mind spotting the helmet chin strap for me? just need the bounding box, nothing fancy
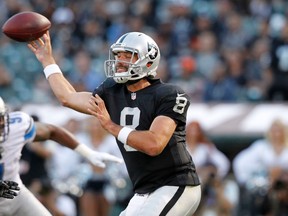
[126,76,153,86]
[126,78,143,85]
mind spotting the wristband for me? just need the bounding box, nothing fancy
[118,127,134,145]
[74,144,92,159]
[43,64,62,79]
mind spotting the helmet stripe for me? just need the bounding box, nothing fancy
[118,33,128,43]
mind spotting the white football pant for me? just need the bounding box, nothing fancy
[0,184,52,216]
[120,185,201,216]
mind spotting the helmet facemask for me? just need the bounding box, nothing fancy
[104,47,144,83]
[0,98,9,143]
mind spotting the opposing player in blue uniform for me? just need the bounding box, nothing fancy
[0,97,122,215]
[29,31,201,216]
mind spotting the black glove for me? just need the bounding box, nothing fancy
[0,180,20,199]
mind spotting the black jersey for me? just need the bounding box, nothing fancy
[93,78,200,193]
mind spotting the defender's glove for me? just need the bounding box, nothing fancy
[0,180,20,199]
[75,144,123,168]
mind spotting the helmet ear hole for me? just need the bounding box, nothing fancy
[147,62,153,68]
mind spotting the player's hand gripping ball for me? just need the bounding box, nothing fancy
[2,11,51,42]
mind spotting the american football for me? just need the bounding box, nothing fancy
[2,11,51,42]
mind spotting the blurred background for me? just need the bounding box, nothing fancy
[1,0,288,215]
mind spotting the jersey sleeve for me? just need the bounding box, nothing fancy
[155,84,190,126]
[24,116,36,143]
[15,111,36,143]
[92,83,104,97]
[92,78,115,98]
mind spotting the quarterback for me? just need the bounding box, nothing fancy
[29,31,201,216]
[0,97,122,216]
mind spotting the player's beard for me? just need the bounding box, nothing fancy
[126,76,149,86]
[126,78,142,85]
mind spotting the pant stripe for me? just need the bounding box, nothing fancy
[159,186,185,216]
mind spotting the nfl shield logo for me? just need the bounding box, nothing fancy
[131,93,136,100]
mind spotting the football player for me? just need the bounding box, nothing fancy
[0,97,122,216]
[28,31,201,216]
[0,180,19,199]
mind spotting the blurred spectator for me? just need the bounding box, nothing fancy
[31,76,57,104]
[50,5,77,56]
[268,170,288,215]
[68,50,105,92]
[79,117,112,216]
[79,117,130,216]
[52,7,74,26]
[213,0,235,37]
[243,17,273,101]
[220,11,252,50]
[233,118,288,216]
[202,60,241,102]
[37,178,77,216]
[220,47,250,100]
[46,118,83,184]
[223,48,247,88]
[155,57,170,82]
[194,31,222,80]
[193,12,216,36]
[245,37,272,101]
[246,18,272,47]
[167,0,194,55]
[0,63,12,87]
[79,17,107,57]
[249,0,272,20]
[185,121,238,216]
[45,117,85,216]
[267,21,288,101]
[169,55,205,102]
[0,62,13,102]
[186,121,230,179]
